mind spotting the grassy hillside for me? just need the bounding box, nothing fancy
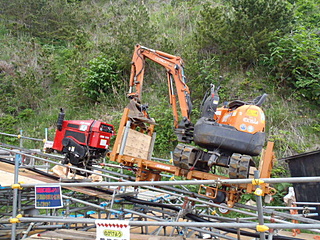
[0,0,319,167]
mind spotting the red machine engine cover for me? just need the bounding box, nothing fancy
[52,120,114,152]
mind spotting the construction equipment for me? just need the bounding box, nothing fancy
[175,82,268,179]
[109,44,274,207]
[50,108,115,174]
[124,44,267,178]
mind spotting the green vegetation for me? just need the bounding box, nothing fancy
[81,55,123,102]
[196,0,294,67]
[0,0,319,167]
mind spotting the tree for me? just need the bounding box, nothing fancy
[196,0,294,67]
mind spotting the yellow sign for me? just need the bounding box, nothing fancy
[104,230,123,238]
[246,109,258,117]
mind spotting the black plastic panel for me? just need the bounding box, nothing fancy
[283,150,320,220]
[193,117,265,156]
[65,130,86,144]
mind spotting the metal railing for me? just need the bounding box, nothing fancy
[1,142,320,239]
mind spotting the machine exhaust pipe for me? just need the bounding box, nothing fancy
[57,108,65,131]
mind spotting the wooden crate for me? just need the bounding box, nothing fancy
[122,129,152,159]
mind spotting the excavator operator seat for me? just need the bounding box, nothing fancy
[227,100,246,110]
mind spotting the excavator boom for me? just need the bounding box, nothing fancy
[128,44,192,128]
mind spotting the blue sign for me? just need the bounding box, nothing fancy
[35,185,63,209]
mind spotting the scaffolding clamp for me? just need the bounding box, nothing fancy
[256,224,269,232]
[252,179,264,185]
[254,188,264,196]
[10,214,22,224]
[11,184,23,190]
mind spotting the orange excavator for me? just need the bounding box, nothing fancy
[109,44,274,207]
[123,44,267,179]
[176,82,268,179]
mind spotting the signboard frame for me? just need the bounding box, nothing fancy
[95,219,130,240]
[35,185,63,209]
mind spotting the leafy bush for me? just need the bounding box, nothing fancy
[195,0,294,67]
[12,69,44,110]
[17,109,35,120]
[81,56,122,102]
[0,114,17,134]
[0,114,19,144]
[292,0,320,28]
[264,28,320,104]
[150,99,177,157]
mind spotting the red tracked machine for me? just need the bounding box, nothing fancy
[51,109,115,174]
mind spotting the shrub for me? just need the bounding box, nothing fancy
[264,28,320,104]
[0,114,17,134]
[81,56,122,102]
[195,0,294,68]
[150,99,177,157]
[0,114,18,144]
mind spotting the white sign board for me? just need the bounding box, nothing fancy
[96,220,130,240]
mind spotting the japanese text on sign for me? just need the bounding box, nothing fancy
[35,185,63,209]
[96,220,130,240]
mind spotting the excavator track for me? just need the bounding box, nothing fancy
[174,144,252,178]
[173,143,193,170]
[228,153,251,179]
[173,143,210,172]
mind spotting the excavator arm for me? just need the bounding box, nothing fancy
[128,44,193,131]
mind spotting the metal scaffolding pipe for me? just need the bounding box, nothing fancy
[62,195,106,211]
[2,150,319,230]
[254,171,266,240]
[145,184,320,234]
[124,208,169,222]
[0,147,119,181]
[2,143,320,236]
[0,132,44,142]
[0,144,64,160]
[1,145,320,188]
[123,209,237,240]
[294,202,320,206]
[121,182,320,228]
[235,202,320,225]
[16,217,320,229]
[264,206,316,210]
[11,154,20,240]
[19,176,320,188]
